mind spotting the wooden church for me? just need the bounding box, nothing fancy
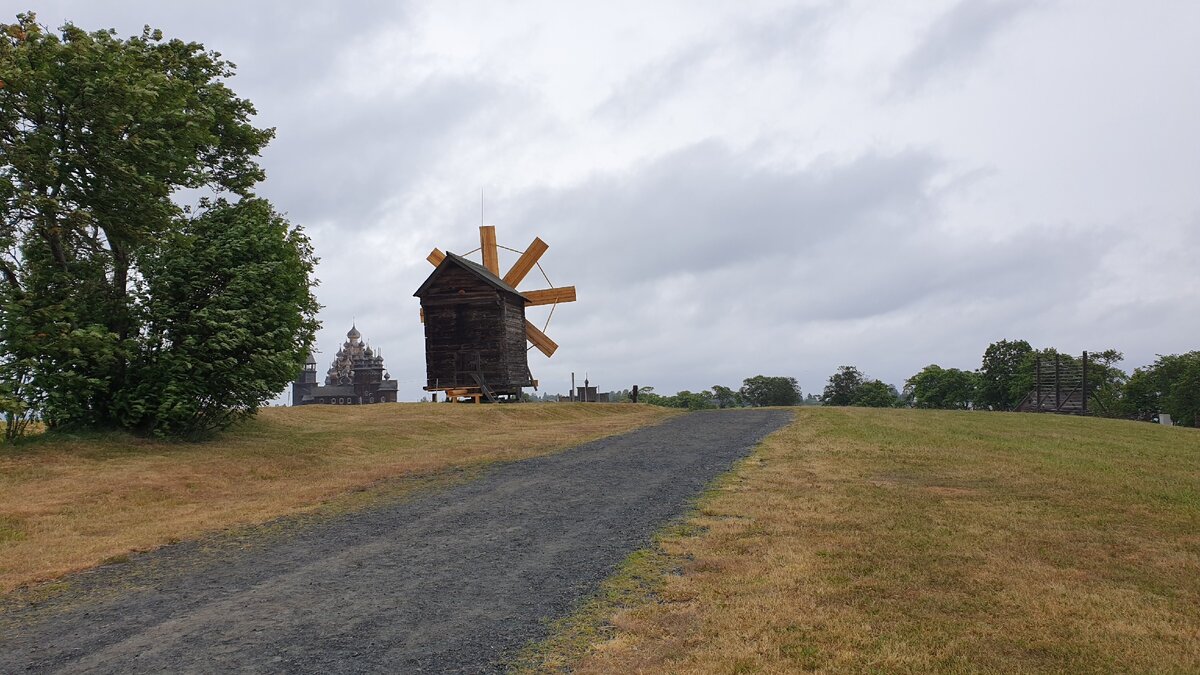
[414,252,536,400]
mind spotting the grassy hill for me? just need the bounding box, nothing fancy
[528,408,1200,673]
[0,403,677,595]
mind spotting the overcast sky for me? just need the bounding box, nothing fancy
[30,1,1200,400]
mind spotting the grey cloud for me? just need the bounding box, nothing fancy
[733,3,836,62]
[29,2,503,233]
[491,140,1116,396]
[594,4,833,122]
[29,1,408,92]
[258,74,502,227]
[505,140,945,294]
[594,42,716,120]
[891,0,1042,96]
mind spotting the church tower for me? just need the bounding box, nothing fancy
[292,353,318,405]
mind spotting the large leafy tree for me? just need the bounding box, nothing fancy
[904,364,978,409]
[0,14,317,437]
[1121,352,1200,427]
[124,199,319,438]
[710,384,742,409]
[851,379,897,408]
[740,375,802,407]
[821,366,865,406]
[977,339,1032,410]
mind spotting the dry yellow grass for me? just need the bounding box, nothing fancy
[0,402,676,595]
[537,408,1200,673]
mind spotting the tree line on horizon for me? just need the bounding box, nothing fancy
[824,339,1199,427]
[637,340,1199,428]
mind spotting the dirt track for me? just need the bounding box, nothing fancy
[0,409,791,673]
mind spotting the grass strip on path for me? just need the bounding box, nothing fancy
[0,403,677,595]
[525,407,1200,673]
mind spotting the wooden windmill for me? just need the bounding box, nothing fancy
[414,225,576,401]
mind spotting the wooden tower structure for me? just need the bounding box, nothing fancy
[415,225,576,402]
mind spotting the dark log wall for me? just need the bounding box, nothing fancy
[420,265,533,392]
[502,294,532,386]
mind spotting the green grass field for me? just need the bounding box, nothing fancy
[525,408,1200,673]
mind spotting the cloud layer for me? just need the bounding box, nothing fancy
[27,1,1200,399]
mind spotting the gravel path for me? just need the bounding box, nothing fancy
[0,409,791,673]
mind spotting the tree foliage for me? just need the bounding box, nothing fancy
[821,366,865,406]
[641,388,716,411]
[851,379,897,408]
[740,375,801,407]
[0,14,317,439]
[904,364,978,410]
[977,339,1032,410]
[1120,352,1200,427]
[711,384,742,409]
[124,199,319,437]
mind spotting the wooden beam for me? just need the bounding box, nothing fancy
[525,320,558,357]
[419,307,424,323]
[479,225,499,275]
[427,248,445,266]
[523,286,576,306]
[502,237,548,287]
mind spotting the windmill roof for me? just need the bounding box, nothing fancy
[413,251,529,300]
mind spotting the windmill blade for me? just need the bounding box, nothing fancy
[427,248,446,266]
[523,286,577,306]
[502,237,549,287]
[479,225,499,275]
[525,320,558,357]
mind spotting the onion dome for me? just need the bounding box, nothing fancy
[347,325,361,341]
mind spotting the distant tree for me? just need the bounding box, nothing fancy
[1084,349,1128,416]
[676,390,717,410]
[821,366,865,406]
[851,379,897,408]
[1121,352,1200,426]
[740,375,802,407]
[711,384,742,409]
[640,388,716,411]
[905,365,978,409]
[978,339,1033,410]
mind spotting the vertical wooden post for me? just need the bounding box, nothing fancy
[1081,351,1089,415]
[1035,356,1041,412]
[1055,353,1061,412]
[571,372,576,402]
[479,225,499,275]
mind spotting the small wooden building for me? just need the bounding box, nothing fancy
[414,252,535,400]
